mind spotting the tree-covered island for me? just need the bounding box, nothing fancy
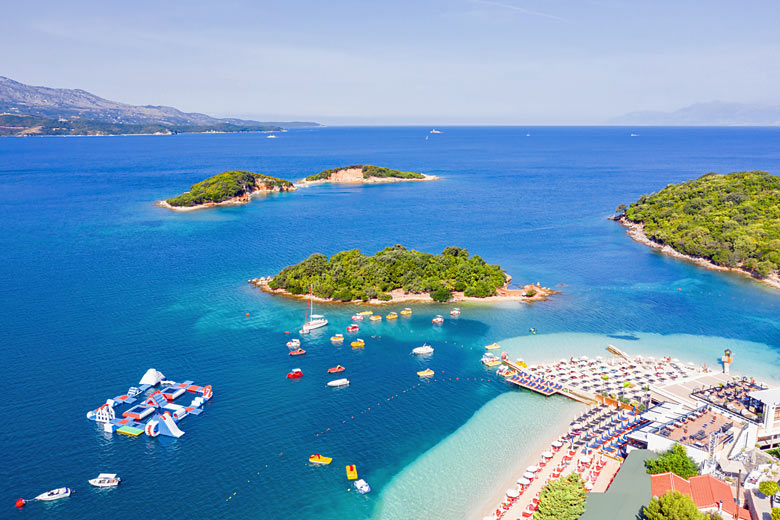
[160,170,296,210]
[301,164,438,183]
[615,170,780,288]
[252,244,556,303]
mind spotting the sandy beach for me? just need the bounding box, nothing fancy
[251,280,558,304]
[616,216,780,291]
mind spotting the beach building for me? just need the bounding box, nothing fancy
[649,472,751,520]
[747,387,780,448]
[579,449,652,520]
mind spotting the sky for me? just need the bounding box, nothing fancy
[2,0,780,125]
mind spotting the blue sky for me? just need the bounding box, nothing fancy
[2,1,780,124]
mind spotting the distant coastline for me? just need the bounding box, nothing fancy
[614,215,780,290]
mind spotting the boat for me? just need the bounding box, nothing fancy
[355,479,371,494]
[289,348,306,356]
[496,366,516,377]
[35,488,72,501]
[286,339,301,348]
[328,365,345,373]
[485,342,501,350]
[266,134,278,138]
[346,324,359,332]
[417,368,435,377]
[309,454,332,465]
[412,344,434,355]
[351,314,364,321]
[351,339,365,348]
[358,311,373,316]
[432,315,444,325]
[630,133,639,137]
[330,334,344,343]
[400,308,412,316]
[430,129,442,134]
[449,308,461,316]
[346,464,358,480]
[88,473,120,488]
[386,312,398,320]
[369,315,382,322]
[299,285,328,334]
[481,353,501,367]
[287,368,303,379]
[328,378,350,387]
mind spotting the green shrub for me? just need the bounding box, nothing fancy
[166,170,293,206]
[759,480,780,497]
[646,444,699,479]
[643,491,705,520]
[534,473,586,520]
[770,508,780,520]
[431,287,453,302]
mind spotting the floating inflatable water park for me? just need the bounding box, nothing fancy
[86,368,212,438]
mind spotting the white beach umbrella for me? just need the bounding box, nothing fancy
[506,488,520,498]
[526,465,539,473]
[523,471,536,479]
[551,440,563,448]
[582,355,589,359]
[541,451,554,459]
[517,477,531,486]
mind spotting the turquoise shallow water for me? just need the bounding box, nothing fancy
[2,127,780,519]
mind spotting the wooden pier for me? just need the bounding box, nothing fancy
[502,360,596,404]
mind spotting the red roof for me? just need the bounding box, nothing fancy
[650,473,750,520]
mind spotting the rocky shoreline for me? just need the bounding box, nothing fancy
[614,215,780,290]
[248,278,558,305]
[157,184,296,211]
[296,167,439,186]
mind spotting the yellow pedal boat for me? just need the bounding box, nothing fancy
[358,310,373,316]
[330,334,344,343]
[485,342,501,350]
[417,368,435,377]
[346,464,358,480]
[351,339,365,348]
[386,312,398,320]
[400,308,412,316]
[369,315,382,322]
[309,454,332,465]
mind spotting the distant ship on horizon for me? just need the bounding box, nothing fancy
[429,129,442,134]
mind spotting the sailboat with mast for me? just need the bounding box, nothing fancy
[299,285,328,334]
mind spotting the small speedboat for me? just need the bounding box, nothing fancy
[449,308,461,316]
[328,365,346,373]
[432,315,444,325]
[351,314,364,321]
[289,348,306,356]
[355,478,371,494]
[35,488,72,501]
[309,454,332,465]
[286,339,301,348]
[287,368,303,379]
[400,308,412,316]
[369,315,382,322]
[328,378,350,387]
[412,344,434,355]
[351,339,365,348]
[88,473,120,488]
[346,324,359,333]
[346,464,358,480]
[386,312,398,320]
[330,334,344,343]
[417,369,435,377]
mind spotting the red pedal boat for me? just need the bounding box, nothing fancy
[289,348,306,356]
[327,365,345,373]
[287,368,303,379]
[346,325,359,332]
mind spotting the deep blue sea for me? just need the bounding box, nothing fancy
[2,127,780,519]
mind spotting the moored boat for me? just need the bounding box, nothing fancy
[346,324,359,332]
[432,315,444,325]
[400,308,412,316]
[351,314,364,321]
[346,464,358,480]
[35,488,72,501]
[309,453,332,465]
[355,478,371,494]
[289,348,306,356]
[328,365,345,373]
[351,339,365,348]
[287,368,303,379]
[358,310,373,316]
[417,368,435,377]
[88,474,120,488]
[286,338,301,348]
[330,333,344,343]
[412,344,434,355]
[449,308,461,316]
[485,342,500,350]
[481,353,501,366]
[386,312,398,320]
[327,378,350,387]
[369,315,382,322]
[300,285,328,334]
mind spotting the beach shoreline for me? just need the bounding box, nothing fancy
[250,279,558,305]
[296,167,439,186]
[615,216,780,291]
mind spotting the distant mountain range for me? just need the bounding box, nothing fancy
[0,76,319,136]
[608,101,780,126]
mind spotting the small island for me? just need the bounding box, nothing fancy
[614,170,780,289]
[251,244,557,304]
[299,164,439,184]
[159,170,296,210]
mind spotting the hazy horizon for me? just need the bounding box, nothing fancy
[3,1,780,125]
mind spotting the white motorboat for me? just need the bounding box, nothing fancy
[351,314,364,321]
[430,129,442,134]
[35,487,72,501]
[412,344,434,355]
[327,378,350,387]
[432,315,444,325]
[88,473,120,488]
[355,478,371,494]
[449,308,461,316]
[286,339,301,348]
[267,134,278,139]
[300,285,328,334]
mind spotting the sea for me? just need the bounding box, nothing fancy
[2,126,780,519]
